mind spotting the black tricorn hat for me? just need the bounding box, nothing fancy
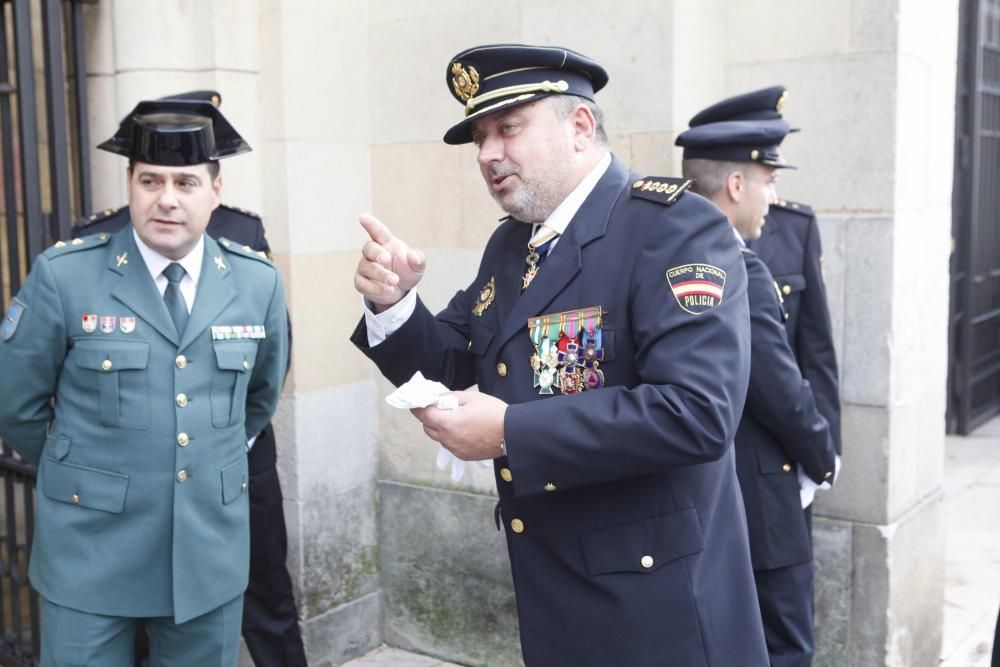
[97,99,249,166]
[443,43,609,145]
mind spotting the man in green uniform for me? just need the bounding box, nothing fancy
[0,98,288,666]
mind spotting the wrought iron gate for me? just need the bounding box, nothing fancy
[1,0,93,663]
[949,0,1000,434]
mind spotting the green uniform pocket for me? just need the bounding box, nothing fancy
[72,339,150,430]
[210,342,258,427]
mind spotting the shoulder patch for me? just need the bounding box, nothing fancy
[43,232,112,258]
[219,203,262,220]
[665,263,726,315]
[630,177,692,206]
[217,237,273,264]
[73,205,127,229]
[771,199,814,216]
[1,297,26,342]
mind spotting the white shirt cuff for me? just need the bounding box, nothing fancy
[247,435,257,451]
[363,290,417,347]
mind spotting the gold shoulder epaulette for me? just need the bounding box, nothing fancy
[630,177,692,206]
[44,232,112,258]
[217,237,272,264]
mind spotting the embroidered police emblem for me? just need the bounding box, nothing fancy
[666,264,726,315]
[472,276,496,316]
[1,298,26,342]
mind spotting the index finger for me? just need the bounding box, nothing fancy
[360,214,394,246]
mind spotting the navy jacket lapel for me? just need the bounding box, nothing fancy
[495,155,630,351]
[179,236,236,352]
[109,230,179,345]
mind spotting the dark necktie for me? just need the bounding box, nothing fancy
[162,262,189,335]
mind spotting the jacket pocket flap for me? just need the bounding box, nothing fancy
[221,458,248,505]
[42,459,129,514]
[582,507,704,575]
[74,340,149,371]
[773,273,807,295]
[213,343,256,372]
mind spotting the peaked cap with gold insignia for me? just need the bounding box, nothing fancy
[443,43,609,145]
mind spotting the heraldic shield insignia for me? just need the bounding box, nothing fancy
[666,263,726,315]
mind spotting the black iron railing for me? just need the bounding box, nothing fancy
[1,1,94,663]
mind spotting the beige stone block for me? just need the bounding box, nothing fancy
[84,2,115,76]
[371,141,502,253]
[368,6,520,145]
[726,55,897,212]
[111,1,214,71]
[724,0,854,63]
[814,403,889,525]
[670,0,726,134]
[259,140,290,255]
[86,75,127,211]
[113,71,218,117]
[295,383,377,497]
[521,2,674,134]
[887,395,946,521]
[210,0,260,71]
[849,0,900,52]
[628,132,681,177]
[285,250,375,393]
[277,7,369,144]
[211,71,264,213]
[282,140,372,255]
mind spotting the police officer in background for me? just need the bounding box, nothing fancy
[0,99,288,664]
[677,106,837,666]
[352,43,768,666]
[73,91,308,667]
[688,87,842,512]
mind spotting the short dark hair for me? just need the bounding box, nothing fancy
[127,158,220,180]
[547,94,609,146]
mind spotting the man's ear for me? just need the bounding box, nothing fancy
[570,103,597,150]
[725,170,744,204]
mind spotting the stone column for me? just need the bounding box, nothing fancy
[721,1,956,664]
[257,0,381,663]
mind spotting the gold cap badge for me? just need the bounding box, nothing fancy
[775,90,788,112]
[451,62,480,102]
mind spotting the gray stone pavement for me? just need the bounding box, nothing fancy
[336,420,1000,667]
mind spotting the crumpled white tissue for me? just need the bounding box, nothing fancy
[385,372,492,481]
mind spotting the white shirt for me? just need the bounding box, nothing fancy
[132,229,204,314]
[363,152,613,346]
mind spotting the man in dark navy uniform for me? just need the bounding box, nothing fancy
[689,87,841,483]
[74,91,307,667]
[351,44,768,666]
[677,105,836,666]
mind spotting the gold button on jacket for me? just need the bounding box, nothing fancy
[640,555,654,569]
[782,284,792,295]
[177,433,189,447]
[782,463,792,472]
[101,359,113,371]
[544,483,556,492]
[176,470,188,483]
[175,355,187,369]
[497,361,508,377]
[510,518,525,533]
[176,393,188,407]
[500,467,513,482]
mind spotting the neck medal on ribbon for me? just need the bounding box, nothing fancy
[527,306,605,395]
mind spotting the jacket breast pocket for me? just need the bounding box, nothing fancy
[211,342,258,427]
[41,457,129,514]
[221,457,249,505]
[581,507,704,576]
[73,339,150,430]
